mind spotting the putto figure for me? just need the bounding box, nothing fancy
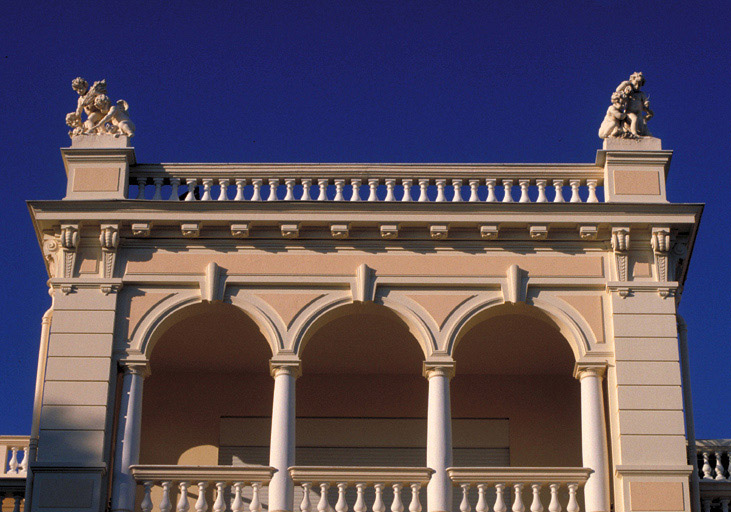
[66,77,135,137]
[598,72,654,139]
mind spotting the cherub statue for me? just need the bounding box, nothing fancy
[91,95,136,137]
[71,77,107,133]
[598,92,629,139]
[65,112,84,136]
[614,72,653,137]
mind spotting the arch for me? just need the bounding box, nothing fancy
[445,295,594,361]
[290,294,436,359]
[131,292,282,360]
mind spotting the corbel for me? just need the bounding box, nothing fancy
[430,224,449,240]
[480,224,499,240]
[529,225,548,240]
[42,233,61,278]
[181,222,201,238]
[281,223,300,238]
[611,227,630,282]
[651,227,672,283]
[131,222,152,237]
[99,223,120,279]
[380,224,399,239]
[231,223,250,238]
[331,223,350,239]
[579,225,598,240]
[60,223,80,279]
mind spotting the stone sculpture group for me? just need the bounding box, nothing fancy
[66,78,135,138]
[598,72,654,139]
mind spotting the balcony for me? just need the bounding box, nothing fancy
[0,436,29,512]
[696,440,731,511]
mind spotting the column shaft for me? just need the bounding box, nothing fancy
[579,369,610,512]
[426,366,453,512]
[268,366,297,512]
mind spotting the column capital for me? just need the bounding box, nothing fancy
[119,359,151,378]
[573,361,607,380]
[423,360,456,380]
[270,355,302,379]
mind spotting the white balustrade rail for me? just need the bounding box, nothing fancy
[0,436,29,478]
[447,467,592,512]
[130,465,275,512]
[128,164,604,203]
[698,440,731,481]
[289,466,433,512]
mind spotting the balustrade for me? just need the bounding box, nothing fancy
[0,436,29,478]
[130,465,275,512]
[697,441,731,481]
[128,166,604,203]
[447,467,591,512]
[289,466,432,512]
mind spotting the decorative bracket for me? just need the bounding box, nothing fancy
[99,224,120,279]
[430,225,449,240]
[480,225,499,240]
[579,225,598,240]
[503,264,527,303]
[611,227,630,282]
[131,222,152,237]
[181,223,201,238]
[331,223,350,239]
[529,225,548,240]
[201,262,224,302]
[231,223,250,238]
[380,224,399,239]
[353,263,375,303]
[281,223,300,238]
[651,227,671,282]
[60,223,80,279]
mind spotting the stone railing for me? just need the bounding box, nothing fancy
[130,465,275,512]
[289,466,433,512]
[128,164,604,203]
[696,440,731,512]
[0,436,29,478]
[447,467,592,512]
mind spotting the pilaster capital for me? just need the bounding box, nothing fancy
[269,355,302,379]
[573,361,607,380]
[423,359,456,380]
[119,359,151,378]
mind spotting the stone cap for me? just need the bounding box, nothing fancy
[602,137,662,151]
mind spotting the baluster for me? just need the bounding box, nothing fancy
[493,484,507,512]
[136,177,147,199]
[354,483,367,512]
[169,178,181,201]
[408,483,421,512]
[435,179,446,202]
[530,484,543,512]
[12,495,21,512]
[301,179,313,201]
[234,179,246,201]
[268,178,280,201]
[212,482,226,512]
[547,484,561,512]
[391,483,404,512]
[402,179,413,202]
[350,178,361,201]
[231,483,244,512]
[519,179,531,203]
[368,179,379,201]
[460,484,472,512]
[418,180,429,202]
[153,177,164,200]
[716,450,726,480]
[251,179,263,201]
[318,483,331,512]
[185,179,198,201]
[195,482,208,512]
[335,483,348,512]
[452,179,463,202]
[285,179,297,201]
[468,180,480,202]
[703,451,714,479]
[300,483,312,512]
[160,482,173,512]
[512,484,525,512]
[318,179,329,201]
[201,179,213,201]
[552,179,565,203]
[502,179,514,203]
[485,179,497,202]
[373,483,386,512]
[250,482,262,512]
[720,498,730,512]
[178,482,191,512]
[702,499,711,512]
[20,447,28,473]
[384,179,396,202]
[334,179,345,201]
[586,179,598,203]
[475,484,487,512]
[566,484,579,512]
[218,179,229,201]
[141,482,154,512]
[569,179,581,203]
[8,448,18,473]
[536,179,548,203]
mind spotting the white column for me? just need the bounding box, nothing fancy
[425,363,454,512]
[268,359,300,512]
[575,363,610,512]
[111,361,150,512]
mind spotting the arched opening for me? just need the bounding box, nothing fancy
[451,303,582,468]
[139,302,273,466]
[297,302,428,466]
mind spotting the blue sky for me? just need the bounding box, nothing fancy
[1,1,729,438]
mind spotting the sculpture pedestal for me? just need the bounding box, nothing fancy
[602,136,662,151]
[70,134,132,149]
[62,136,136,200]
[597,137,671,203]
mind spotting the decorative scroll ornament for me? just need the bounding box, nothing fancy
[60,224,80,281]
[611,227,630,286]
[598,72,654,139]
[651,228,671,283]
[99,224,120,279]
[66,77,135,138]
